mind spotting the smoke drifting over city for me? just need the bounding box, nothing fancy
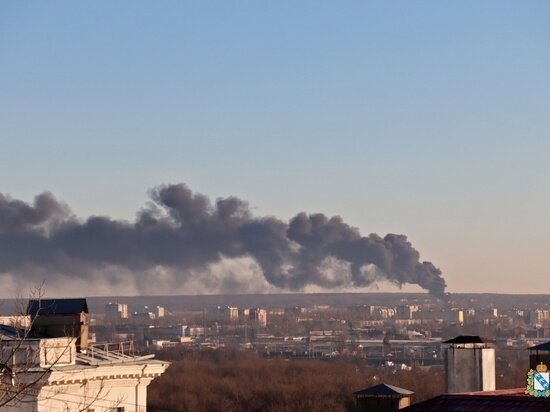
[0,184,446,297]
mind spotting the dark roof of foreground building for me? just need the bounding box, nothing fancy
[0,324,43,339]
[354,383,414,397]
[26,298,88,316]
[528,341,550,351]
[401,389,548,412]
[443,335,487,344]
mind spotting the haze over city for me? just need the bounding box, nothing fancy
[1,1,550,296]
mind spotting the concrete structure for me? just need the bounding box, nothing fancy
[133,307,156,320]
[249,308,267,328]
[105,302,129,320]
[187,326,210,337]
[227,306,239,322]
[1,326,76,369]
[156,305,165,318]
[465,308,476,318]
[239,308,250,319]
[444,335,495,393]
[396,305,418,320]
[533,309,550,327]
[354,383,413,411]
[370,306,396,320]
[211,306,239,323]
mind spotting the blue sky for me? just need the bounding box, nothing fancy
[1,1,550,293]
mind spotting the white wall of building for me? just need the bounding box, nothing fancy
[2,350,168,412]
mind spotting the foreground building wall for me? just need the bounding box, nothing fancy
[3,360,168,412]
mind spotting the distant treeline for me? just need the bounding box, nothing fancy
[147,349,445,412]
[81,292,550,314]
[2,292,544,315]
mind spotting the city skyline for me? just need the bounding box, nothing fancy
[1,2,550,295]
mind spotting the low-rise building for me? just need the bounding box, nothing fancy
[1,298,168,412]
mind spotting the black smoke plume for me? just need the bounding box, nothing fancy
[0,184,446,297]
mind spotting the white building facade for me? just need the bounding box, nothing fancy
[1,334,168,412]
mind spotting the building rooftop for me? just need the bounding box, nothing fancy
[401,389,549,412]
[0,324,42,339]
[77,342,156,366]
[443,335,487,344]
[27,298,88,316]
[355,383,414,397]
[528,341,550,351]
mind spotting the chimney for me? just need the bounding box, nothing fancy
[444,335,495,393]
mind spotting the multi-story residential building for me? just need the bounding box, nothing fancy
[249,308,267,328]
[210,306,239,323]
[533,309,550,327]
[105,302,129,320]
[396,305,419,320]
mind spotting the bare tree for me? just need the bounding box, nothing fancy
[0,286,121,411]
[0,286,59,407]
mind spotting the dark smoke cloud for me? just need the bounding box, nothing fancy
[0,184,446,297]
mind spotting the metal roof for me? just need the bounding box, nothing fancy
[0,324,43,339]
[528,341,550,351]
[26,298,88,316]
[443,335,486,344]
[76,347,156,366]
[401,393,549,412]
[354,383,414,397]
